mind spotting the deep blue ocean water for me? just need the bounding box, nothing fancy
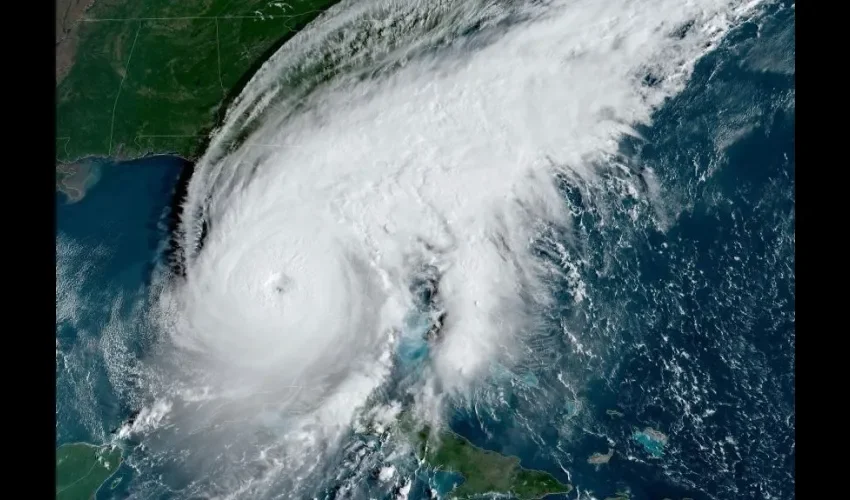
[56,155,187,446]
[55,3,793,499]
[443,4,793,500]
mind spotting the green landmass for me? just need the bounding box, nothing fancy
[56,442,123,500]
[412,424,571,500]
[56,0,341,163]
[606,409,624,418]
[603,490,630,500]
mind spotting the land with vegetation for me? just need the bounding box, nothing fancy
[56,443,123,500]
[56,0,341,163]
[413,424,572,500]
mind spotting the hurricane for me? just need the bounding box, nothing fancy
[85,0,782,497]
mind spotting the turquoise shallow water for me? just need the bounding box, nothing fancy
[55,2,794,498]
[632,430,667,458]
[434,5,794,499]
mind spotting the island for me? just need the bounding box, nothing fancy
[56,442,123,500]
[587,448,614,465]
[603,489,631,500]
[412,424,572,500]
[632,427,669,458]
[56,0,342,163]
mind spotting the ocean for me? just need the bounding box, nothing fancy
[55,1,794,498]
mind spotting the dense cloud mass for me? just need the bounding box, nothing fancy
[128,0,769,495]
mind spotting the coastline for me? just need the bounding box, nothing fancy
[55,0,342,169]
[56,442,124,500]
[421,426,573,500]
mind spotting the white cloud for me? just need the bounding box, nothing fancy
[144,0,766,494]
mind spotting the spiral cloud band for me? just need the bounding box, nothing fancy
[142,0,766,493]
